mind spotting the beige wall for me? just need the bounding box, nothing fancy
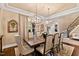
[3,10,19,35]
[0,9,3,35]
[1,9,29,46]
[2,10,19,45]
[51,12,79,32]
[0,9,1,35]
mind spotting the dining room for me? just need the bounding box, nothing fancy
[1,3,79,56]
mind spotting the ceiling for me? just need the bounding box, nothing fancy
[8,3,77,17]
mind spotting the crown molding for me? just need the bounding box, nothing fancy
[0,3,79,20]
[0,3,45,20]
[46,4,79,20]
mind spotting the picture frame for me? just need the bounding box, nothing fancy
[8,20,18,33]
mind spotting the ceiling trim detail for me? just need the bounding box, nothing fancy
[0,3,45,19]
[0,3,79,20]
[46,4,79,19]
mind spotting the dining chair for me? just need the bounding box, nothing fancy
[14,35,34,56]
[36,33,53,55]
[0,35,5,56]
[0,35,3,52]
[52,33,60,55]
[59,33,64,50]
[57,44,74,56]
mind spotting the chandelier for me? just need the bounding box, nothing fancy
[46,7,50,25]
[31,4,40,23]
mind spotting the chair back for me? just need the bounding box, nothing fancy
[53,33,60,46]
[0,35,5,56]
[59,33,63,43]
[46,35,53,51]
[15,35,21,45]
[14,35,23,54]
[42,33,53,55]
[0,35,3,53]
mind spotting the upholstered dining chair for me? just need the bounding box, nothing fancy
[59,33,64,50]
[52,33,60,55]
[36,33,53,56]
[0,35,3,52]
[0,35,4,56]
[14,35,34,56]
[57,44,74,56]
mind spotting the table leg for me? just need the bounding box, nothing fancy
[33,46,37,56]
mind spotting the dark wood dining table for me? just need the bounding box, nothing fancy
[25,36,45,55]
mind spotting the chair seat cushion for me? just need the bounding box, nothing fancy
[20,45,34,55]
[36,45,44,54]
[57,44,74,56]
[36,44,53,54]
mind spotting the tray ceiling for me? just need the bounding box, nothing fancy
[8,3,77,17]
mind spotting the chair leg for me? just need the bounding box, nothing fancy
[50,51,53,56]
[52,47,57,55]
[53,49,55,56]
[58,44,61,51]
[56,45,61,53]
[61,43,64,50]
[56,46,59,53]
[43,53,45,56]
[58,43,63,51]
[51,48,55,56]
[51,46,60,56]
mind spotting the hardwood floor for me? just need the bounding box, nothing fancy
[3,47,15,56]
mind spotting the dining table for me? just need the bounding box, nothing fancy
[25,36,45,55]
